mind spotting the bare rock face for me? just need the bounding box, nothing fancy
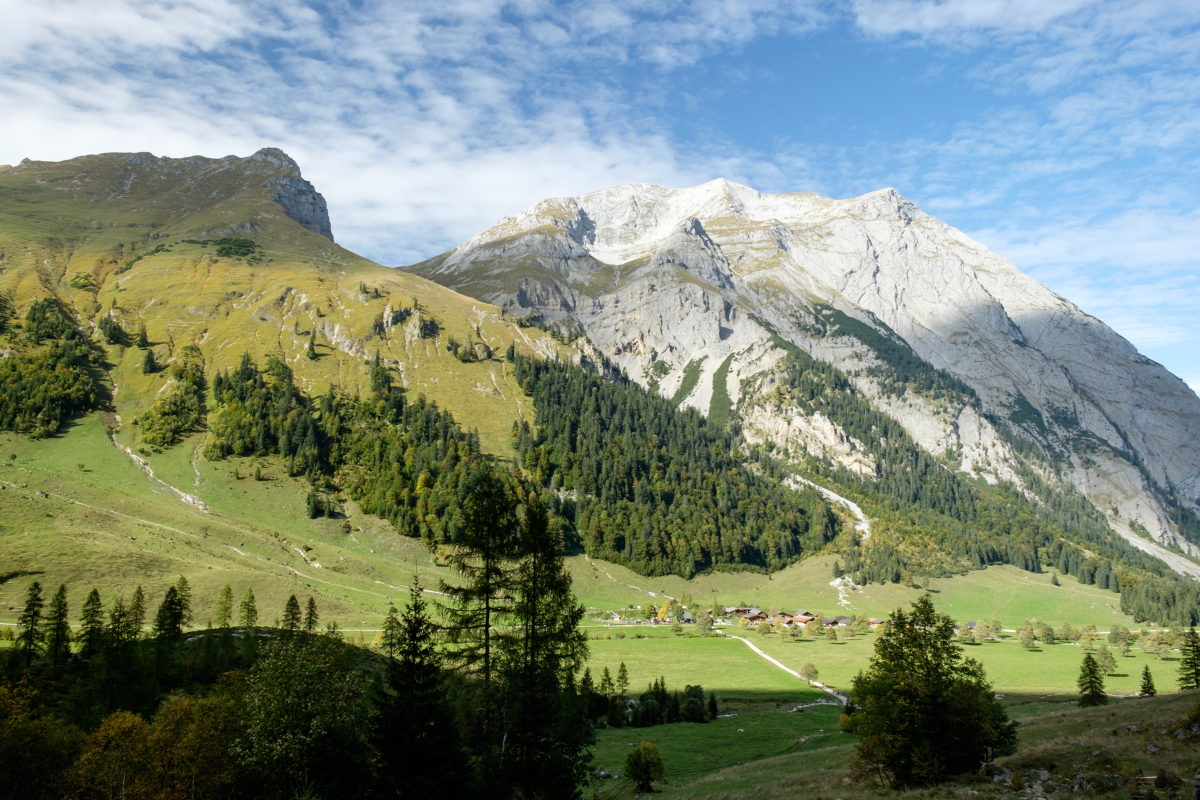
[413,179,1200,573]
[251,148,335,241]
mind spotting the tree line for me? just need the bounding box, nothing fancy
[1,480,612,799]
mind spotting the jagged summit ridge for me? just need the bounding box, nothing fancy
[413,179,1200,575]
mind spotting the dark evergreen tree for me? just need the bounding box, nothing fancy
[153,586,185,645]
[45,584,71,668]
[79,588,105,659]
[239,588,258,627]
[847,595,1017,788]
[381,606,401,659]
[176,576,193,628]
[306,332,317,359]
[129,585,146,634]
[439,463,518,755]
[374,580,467,800]
[499,491,592,798]
[16,581,45,666]
[1077,653,1107,707]
[142,348,157,374]
[305,596,320,633]
[136,324,149,348]
[1140,664,1157,697]
[282,595,302,634]
[1178,627,1200,691]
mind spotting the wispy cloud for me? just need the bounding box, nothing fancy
[1,0,1199,378]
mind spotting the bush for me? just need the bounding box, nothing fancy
[624,742,664,792]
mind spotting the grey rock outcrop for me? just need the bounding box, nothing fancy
[252,148,335,241]
[412,179,1200,576]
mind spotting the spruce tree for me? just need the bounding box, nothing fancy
[500,491,592,797]
[381,606,401,658]
[142,348,157,374]
[16,581,45,666]
[136,324,149,348]
[46,584,71,667]
[304,596,319,633]
[617,661,630,701]
[1140,664,1156,697]
[153,586,185,645]
[1177,627,1200,691]
[239,587,258,627]
[282,595,301,634]
[175,576,193,628]
[306,333,317,359]
[214,584,233,628]
[1078,653,1107,706]
[707,691,719,720]
[374,580,467,799]
[129,585,146,633]
[439,464,518,744]
[79,588,105,659]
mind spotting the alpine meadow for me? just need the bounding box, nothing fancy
[5,6,1200,798]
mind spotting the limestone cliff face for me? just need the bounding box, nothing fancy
[251,148,335,241]
[413,179,1200,574]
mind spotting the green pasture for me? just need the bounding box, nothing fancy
[750,631,1184,697]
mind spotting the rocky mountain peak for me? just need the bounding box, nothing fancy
[413,178,1200,576]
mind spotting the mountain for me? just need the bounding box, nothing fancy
[0,148,570,453]
[1,150,1195,627]
[412,179,1200,577]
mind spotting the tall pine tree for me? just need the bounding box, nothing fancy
[374,579,467,799]
[439,464,518,755]
[79,588,105,659]
[45,584,71,667]
[15,581,45,666]
[499,491,592,798]
[1177,627,1200,691]
[305,596,320,633]
[1078,653,1107,706]
[282,595,302,634]
[215,584,233,628]
[1140,664,1157,697]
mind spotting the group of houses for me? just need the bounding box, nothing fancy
[722,607,885,628]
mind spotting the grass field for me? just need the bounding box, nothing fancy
[582,629,1200,798]
[567,553,1134,629]
[749,631,1185,696]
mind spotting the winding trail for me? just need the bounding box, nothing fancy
[725,633,847,705]
[583,556,675,600]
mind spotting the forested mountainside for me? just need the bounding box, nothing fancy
[1,150,1197,627]
[412,179,1200,577]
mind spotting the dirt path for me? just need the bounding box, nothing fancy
[725,633,847,705]
[583,556,675,601]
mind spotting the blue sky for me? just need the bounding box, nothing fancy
[3,1,1200,387]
